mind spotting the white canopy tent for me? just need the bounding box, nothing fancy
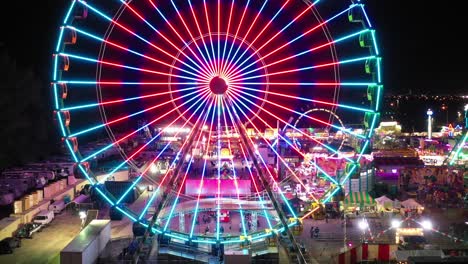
[375,195,394,211]
[401,198,423,210]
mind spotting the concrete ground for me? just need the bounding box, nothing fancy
[0,209,82,264]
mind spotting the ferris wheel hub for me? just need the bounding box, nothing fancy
[209,76,228,95]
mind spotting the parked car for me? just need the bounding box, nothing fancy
[14,222,42,239]
[0,237,21,254]
[33,210,55,226]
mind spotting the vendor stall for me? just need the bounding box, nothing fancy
[400,198,424,215]
[343,192,376,214]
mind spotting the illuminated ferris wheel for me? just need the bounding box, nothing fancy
[51,0,382,252]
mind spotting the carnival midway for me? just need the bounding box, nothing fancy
[1,1,468,264]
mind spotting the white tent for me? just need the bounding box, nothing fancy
[375,195,394,210]
[375,195,393,205]
[401,198,423,210]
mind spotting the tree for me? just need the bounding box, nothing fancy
[0,46,60,169]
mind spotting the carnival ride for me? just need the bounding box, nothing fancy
[51,0,382,262]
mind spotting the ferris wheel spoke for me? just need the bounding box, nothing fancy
[234,3,356,74]
[231,55,376,82]
[139,97,215,221]
[189,99,217,237]
[221,98,248,236]
[140,98,216,220]
[225,95,298,220]
[219,0,235,76]
[162,97,215,233]
[76,0,207,77]
[226,92,322,202]
[59,53,203,82]
[228,86,366,140]
[221,0,251,76]
[186,0,218,75]
[159,0,216,77]
[222,0,268,78]
[99,90,212,184]
[228,85,374,113]
[61,86,202,111]
[224,104,276,230]
[217,0,221,74]
[67,26,204,80]
[215,96,222,240]
[202,0,218,73]
[226,89,358,161]
[230,0,320,75]
[224,0,290,79]
[230,81,376,87]
[68,88,208,138]
[59,81,204,86]
[227,114,274,230]
[233,28,370,77]
[117,0,212,80]
[80,90,210,163]
[147,1,216,78]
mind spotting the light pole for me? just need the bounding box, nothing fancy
[464,104,468,129]
[427,109,433,140]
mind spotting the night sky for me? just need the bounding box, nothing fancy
[1,0,467,168]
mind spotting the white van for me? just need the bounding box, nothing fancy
[33,210,55,226]
[48,200,66,214]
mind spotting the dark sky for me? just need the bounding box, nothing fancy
[3,0,468,94]
[1,0,467,167]
[5,0,467,94]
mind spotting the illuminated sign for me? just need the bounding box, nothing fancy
[420,155,445,166]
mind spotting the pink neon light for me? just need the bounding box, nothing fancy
[220,0,250,74]
[97,8,208,78]
[203,0,217,73]
[162,0,216,76]
[189,4,218,74]
[108,91,212,182]
[223,1,275,77]
[120,1,211,79]
[164,97,215,228]
[225,0,291,79]
[226,92,319,202]
[219,0,235,73]
[233,1,316,73]
[97,87,204,107]
[234,19,333,77]
[185,179,251,196]
[88,90,210,161]
[230,60,343,82]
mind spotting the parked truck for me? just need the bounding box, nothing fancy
[60,220,111,264]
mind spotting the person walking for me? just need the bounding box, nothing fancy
[310,226,314,238]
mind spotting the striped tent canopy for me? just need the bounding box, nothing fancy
[344,192,375,205]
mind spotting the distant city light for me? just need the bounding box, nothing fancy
[426,109,433,116]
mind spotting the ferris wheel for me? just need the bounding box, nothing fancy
[51,0,382,250]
